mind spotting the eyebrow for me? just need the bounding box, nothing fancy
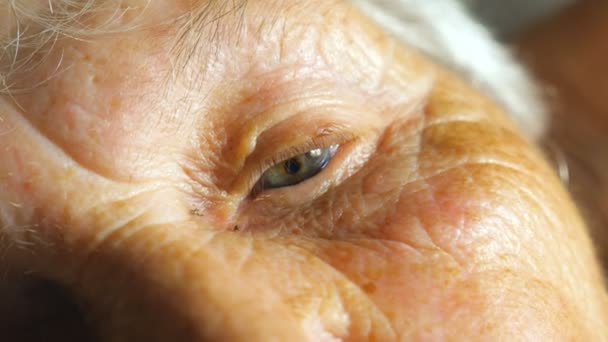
[171,0,248,74]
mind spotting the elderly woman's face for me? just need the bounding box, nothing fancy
[1,0,607,340]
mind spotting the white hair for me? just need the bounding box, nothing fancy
[0,0,137,93]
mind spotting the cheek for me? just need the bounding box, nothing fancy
[235,82,598,337]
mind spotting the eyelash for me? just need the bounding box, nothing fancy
[248,132,355,197]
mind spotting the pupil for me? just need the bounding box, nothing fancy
[284,159,301,175]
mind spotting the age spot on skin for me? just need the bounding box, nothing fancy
[362,282,377,294]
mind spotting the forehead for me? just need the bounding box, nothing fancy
[3,0,397,93]
[6,0,433,181]
[167,0,369,74]
[148,0,426,104]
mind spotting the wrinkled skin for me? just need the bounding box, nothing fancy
[1,1,607,340]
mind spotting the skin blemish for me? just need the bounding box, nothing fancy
[362,282,377,294]
[190,208,204,217]
[21,180,32,192]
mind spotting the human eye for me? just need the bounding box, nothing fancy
[253,145,339,192]
[238,118,374,204]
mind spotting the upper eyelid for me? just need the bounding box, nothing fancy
[258,131,352,170]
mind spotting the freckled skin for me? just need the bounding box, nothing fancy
[1,0,607,341]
